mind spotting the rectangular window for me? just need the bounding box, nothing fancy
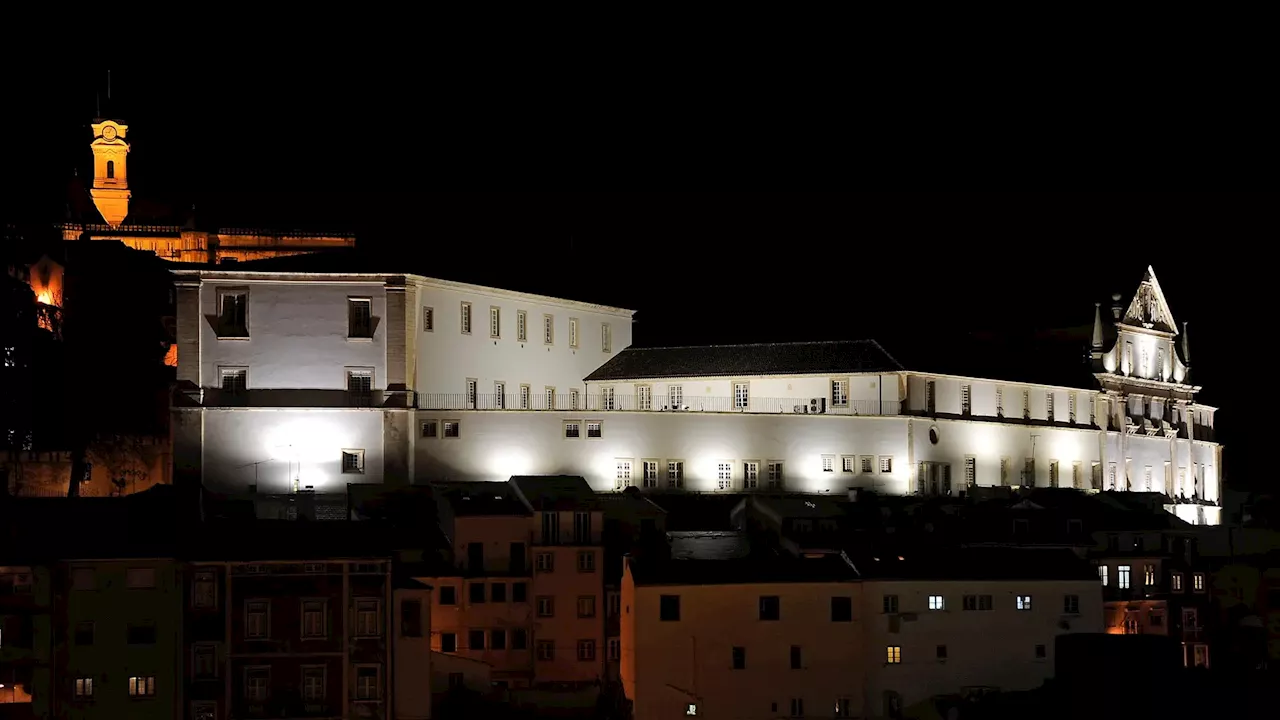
[220,367,247,394]
[535,553,554,572]
[74,677,93,698]
[659,594,680,621]
[537,596,555,617]
[74,621,94,645]
[545,386,555,410]
[1193,573,1205,592]
[962,594,993,611]
[126,567,156,589]
[1046,392,1055,420]
[790,645,802,669]
[577,639,596,661]
[516,310,527,342]
[520,384,530,410]
[1099,565,1109,586]
[577,595,597,618]
[857,455,872,473]
[766,461,784,489]
[964,457,976,488]
[1073,461,1083,489]
[880,456,893,473]
[1016,595,1032,611]
[841,455,855,473]
[1023,388,1031,419]
[886,646,902,664]
[717,462,733,490]
[401,599,423,637]
[443,420,460,438]
[928,595,945,610]
[996,387,1004,416]
[732,646,746,669]
[543,314,554,344]
[128,675,157,697]
[1172,572,1183,592]
[355,665,381,701]
[883,595,899,613]
[193,643,217,677]
[301,599,327,638]
[608,638,620,661]
[570,388,581,410]
[822,455,834,473]
[733,382,750,409]
[355,598,381,637]
[831,596,853,622]
[616,459,633,488]
[439,586,457,605]
[1001,457,1011,485]
[1069,393,1077,423]
[564,421,581,439]
[346,368,373,393]
[569,318,579,348]
[642,460,659,488]
[577,550,595,572]
[1118,565,1131,589]
[602,386,615,410]
[667,461,684,488]
[1063,594,1080,614]
[668,385,683,409]
[1049,460,1060,487]
[246,600,270,639]
[194,571,216,608]
[961,384,971,414]
[494,382,506,409]
[925,380,936,413]
[759,595,780,621]
[489,306,501,338]
[1144,564,1156,587]
[217,288,249,337]
[469,629,485,650]
[937,644,948,660]
[637,385,653,411]
[421,420,437,438]
[245,667,269,701]
[832,379,848,407]
[441,633,457,652]
[349,298,373,338]
[460,302,472,334]
[743,461,759,489]
[601,322,610,352]
[536,640,555,660]
[302,666,326,702]
[341,449,365,474]
[422,306,434,331]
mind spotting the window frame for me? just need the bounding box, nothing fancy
[348,297,374,340]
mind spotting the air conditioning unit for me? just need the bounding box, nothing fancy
[809,398,827,414]
[793,404,808,414]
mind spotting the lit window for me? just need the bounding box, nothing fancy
[460,302,472,334]
[128,675,156,697]
[489,306,501,338]
[422,306,434,331]
[1118,565,1131,589]
[880,456,893,473]
[601,322,610,352]
[886,646,902,664]
[1172,572,1183,591]
[822,456,834,473]
[928,595,945,611]
[516,310,527,342]
[443,420,460,438]
[734,382,750,410]
[74,677,94,698]
[1098,565,1108,586]
[341,449,365,474]
[348,298,373,338]
[1193,573,1205,592]
[543,314,554,344]
[1144,564,1155,587]
[842,455,855,473]
[1015,595,1032,611]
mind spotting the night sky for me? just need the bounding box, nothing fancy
[4,69,1260,486]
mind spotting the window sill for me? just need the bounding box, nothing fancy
[347,336,374,343]
[215,334,251,341]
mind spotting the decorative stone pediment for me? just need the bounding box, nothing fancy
[1122,266,1177,334]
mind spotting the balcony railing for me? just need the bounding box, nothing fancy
[415,393,900,416]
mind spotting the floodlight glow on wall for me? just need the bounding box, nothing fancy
[264,418,355,491]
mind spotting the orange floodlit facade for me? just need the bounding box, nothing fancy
[67,118,355,263]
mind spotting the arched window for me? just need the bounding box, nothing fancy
[106,160,115,179]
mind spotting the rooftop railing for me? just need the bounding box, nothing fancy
[415,393,900,416]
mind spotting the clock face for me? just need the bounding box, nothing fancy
[103,126,117,140]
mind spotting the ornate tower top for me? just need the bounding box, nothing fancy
[1121,265,1178,335]
[89,120,130,228]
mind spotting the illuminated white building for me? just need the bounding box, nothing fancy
[171,265,1222,524]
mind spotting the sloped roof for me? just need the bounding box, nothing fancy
[585,340,903,382]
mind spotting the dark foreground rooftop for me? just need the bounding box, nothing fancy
[586,340,903,381]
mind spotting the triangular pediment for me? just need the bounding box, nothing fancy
[1122,265,1178,334]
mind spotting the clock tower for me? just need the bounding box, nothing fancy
[89,119,130,228]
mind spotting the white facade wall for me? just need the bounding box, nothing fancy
[200,408,387,493]
[415,281,632,402]
[584,373,901,413]
[861,578,1104,715]
[199,279,389,390]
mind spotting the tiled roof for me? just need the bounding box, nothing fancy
[509,475,602,511]
[584,340,903,382]
[854,547,1098,581]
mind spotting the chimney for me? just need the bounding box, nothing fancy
[1111,293,1123,320]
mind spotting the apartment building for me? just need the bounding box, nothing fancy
[0,564,50,719]
[184,525,403,720]
[621,532,864,720]
[860,548,1104,716]
[58,557,184,720]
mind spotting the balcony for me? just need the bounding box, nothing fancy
[416,393,901,416]
[192,388,415,409]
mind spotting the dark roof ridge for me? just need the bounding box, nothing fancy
[632,339,882,352]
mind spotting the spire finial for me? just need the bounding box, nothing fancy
[1092,302,1104,349]
[1182,321,1190,365]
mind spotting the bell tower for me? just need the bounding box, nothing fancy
[89,119,130,228]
